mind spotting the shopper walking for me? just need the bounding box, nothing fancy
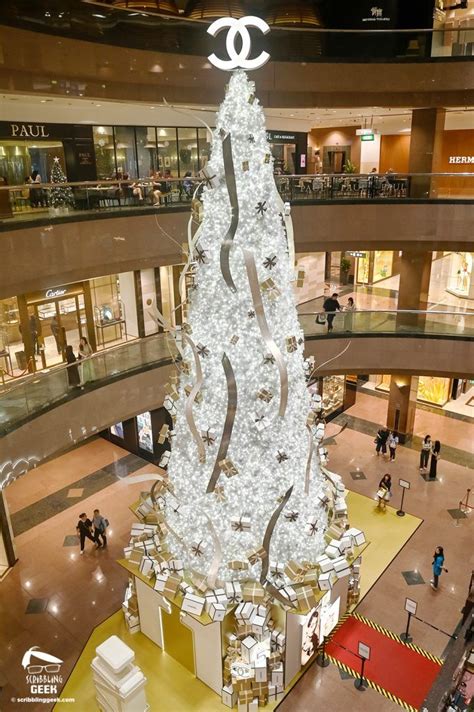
[65,345,81,388]
[76,512,100,554]
[322,293,341,332]
[375,426,390,457]
[92,509,108,548]
[377,474,392,510]
[431,546,447,590]
[388,431,399,462]
[50,315,62,355]
[429,440,441,480]
[78,337,94,384]
[419,434,432,472]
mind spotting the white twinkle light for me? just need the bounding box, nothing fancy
[166,70,329,582]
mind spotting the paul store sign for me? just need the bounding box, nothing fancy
[10,123,50,138]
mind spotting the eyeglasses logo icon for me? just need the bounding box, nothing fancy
[22,646,63,673]
[207,16,271,71]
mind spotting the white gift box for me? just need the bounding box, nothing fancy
[271,631,285,649]
[144,524,158,535]
[333,556,351,579]
[254,656,268,682]
[181,592,206,616]
[225,581,243,604]
[346,527,366,546]
[248,699,258,711]
[317,555,335,571]
[279,586,296,604]
[271,664,284,687]
[251,615,267,636]
[268,683,277,700]
[221,685,236,708]
[215,588,228,604]
[179,581,194,595]
[318,572,333,590]
[241,635,259,664]
[139,556,154,576]
[168,559,184,575]
[256,604,269,618]
[231,515,251,532]
[123,546,133,559]
[236,601,256,623]
[335,498,348,516]
[339,536,353,554]
[130,523,145,535]
[159,450,171,468]
[154,573,169,592]
[209,602,226,622]
[270,561,285,574]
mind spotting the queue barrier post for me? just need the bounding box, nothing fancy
[400,611,413,643]
[354,656,367,691]
[316,635,330,668]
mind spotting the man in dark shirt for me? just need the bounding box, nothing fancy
[323,293,341,332]
[76,512,99,554]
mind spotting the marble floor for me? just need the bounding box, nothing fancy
[0,411,472,711]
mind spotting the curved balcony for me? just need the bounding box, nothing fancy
[1,175,473,298]
[1,309,472,483]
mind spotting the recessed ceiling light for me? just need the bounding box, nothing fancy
[40,99,47,103]
[96,104,101,107]
[93,13,106,19]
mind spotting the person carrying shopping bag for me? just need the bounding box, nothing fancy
[376,474,392,510]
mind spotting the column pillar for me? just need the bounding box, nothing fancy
[396,249,432,331]
[408,108,445,198]
[387,375,419,443]
[0,489,17,569]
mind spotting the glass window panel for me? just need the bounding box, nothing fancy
[157,128,178,176]
[136,127,158,179]
[93,126,115,180]
[177,128,198,177]
[198,127,211,170]
[114,126,138,179]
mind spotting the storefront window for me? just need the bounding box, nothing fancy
[136,127,158,179]
[137,411,153,452]
[90,275,124,346]
[0,297,19,370]
[356,254,369,284]
[114,126,138,179]
[446,251,473,298]
[197,128,211,170]
[417,376,451,406]
[93,126,115,180]
[177,128,198,176]
[157,128,178,175]
[0,140,65,186]
[373,250,394,283]
[321,375,345,416]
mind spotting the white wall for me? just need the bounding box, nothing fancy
[359,134,381,173]
[294,253,326,305]
[140,268,157,336]
[118,271,139,338]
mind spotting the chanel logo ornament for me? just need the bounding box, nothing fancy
[207,16,271,71]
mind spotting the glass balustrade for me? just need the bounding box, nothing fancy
[1,173,474,227]
[0,310,472,435]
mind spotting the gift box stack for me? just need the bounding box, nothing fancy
[91,635,148,712]
[122,579,140,634]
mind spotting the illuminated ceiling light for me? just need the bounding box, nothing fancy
[264,1,324,27]
[185,0,246,20]
[111,0,179,13]
[150,64,164,73]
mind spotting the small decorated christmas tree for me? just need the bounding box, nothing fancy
[50,157,74,209]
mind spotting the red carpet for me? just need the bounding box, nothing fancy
[326,615,442,710]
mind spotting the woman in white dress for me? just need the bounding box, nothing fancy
[78,337,94,384]
[344,297,356,332]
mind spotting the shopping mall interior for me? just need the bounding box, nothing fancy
[0,1,473,711]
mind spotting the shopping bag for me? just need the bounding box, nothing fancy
[316,313,326,325]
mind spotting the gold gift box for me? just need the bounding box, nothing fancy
[284,559,306,581]
[242,582,265,603]
[246,547,267,565]
[219,458,238,478]
[285,336,297,353]
[295,584,317,611]
[163,573,182,599]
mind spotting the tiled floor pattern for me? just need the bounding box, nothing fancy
[0,400,472,712]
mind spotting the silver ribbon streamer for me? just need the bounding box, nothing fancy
[260,485,293,585]
[206,353,237,494]
[220,134,239,293]
[205,517,222,589]
[182,333,206,464]
[305,425,314,495]
[275,191,295,271]
[243,249,288,418]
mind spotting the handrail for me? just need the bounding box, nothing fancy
[0,308,472,399]
[1,173,474,192]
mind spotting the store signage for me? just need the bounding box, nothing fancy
[358,642,371,660]
[399,479,411,489]
[448,156,474,164]
[361,134,375,141]
[45,288,67,298]
[10,123,50,138]
[348,251,366,258]
[362,6,391,22]
[267,131,298,143]
[405,597,417,615]
[207,16,270,71]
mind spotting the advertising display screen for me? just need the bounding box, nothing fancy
[137,412,153,453]
[110,422,124,439]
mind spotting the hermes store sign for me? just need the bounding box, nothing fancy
[449,156,474,164]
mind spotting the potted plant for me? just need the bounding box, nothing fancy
[340,256,351,285]
[343,159,357,174]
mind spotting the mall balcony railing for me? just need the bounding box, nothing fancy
[1,2,473,61]
[1,173,474,226]
[0,308,472,436]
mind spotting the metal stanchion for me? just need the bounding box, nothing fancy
[316,635,330,668]
[354,642,370,691]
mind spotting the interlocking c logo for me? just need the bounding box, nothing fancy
[207,16,271,71]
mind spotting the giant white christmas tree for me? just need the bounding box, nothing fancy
[162,70,332,591]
